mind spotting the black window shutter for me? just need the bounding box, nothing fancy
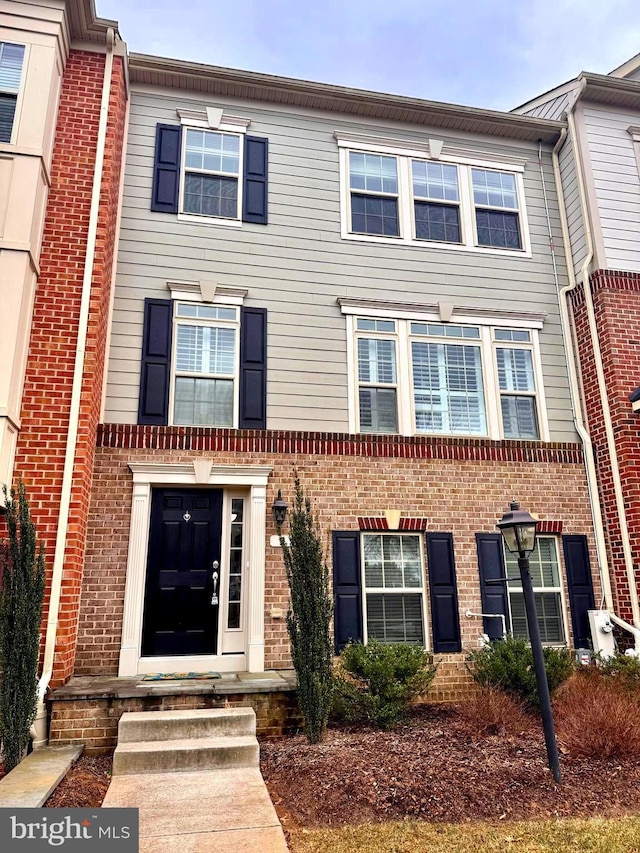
[242,136,268,224]
[425,533,462,653]
[332,531,362,652]
[138,298,173,425]
[476,533,511,640]
[562,535,595,648]
[151,124,182,213]
[239,307,267,429]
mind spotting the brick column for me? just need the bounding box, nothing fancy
[12,50,127,687]
[569,270,640,622]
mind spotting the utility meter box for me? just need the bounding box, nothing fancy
[588,610,616,660]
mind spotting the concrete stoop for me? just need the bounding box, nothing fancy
[112,708,259,776]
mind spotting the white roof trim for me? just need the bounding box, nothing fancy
[167,280,248,305]
[337,297,545,328]
[609,52,640,80]
[177,108,251,132]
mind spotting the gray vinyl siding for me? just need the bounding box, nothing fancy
[582,103,640,272]
[105,88,577,441]
[559,127,588,272]
[521,91,572,121]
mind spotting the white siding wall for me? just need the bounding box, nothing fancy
[105,88,577,441]
[582,102,640,272]
[559,127,588,273]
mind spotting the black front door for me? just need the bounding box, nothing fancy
[142,488,223,657]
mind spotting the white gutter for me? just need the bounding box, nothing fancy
[32,28,116,748]
[546,131,614,613]
[566,105,640,637]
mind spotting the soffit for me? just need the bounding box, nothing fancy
[580,73,640,111]
[129,53,564,144]
[67,0,119,43]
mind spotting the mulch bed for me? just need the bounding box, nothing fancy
[260,704,640,829]
[45,754,112,808]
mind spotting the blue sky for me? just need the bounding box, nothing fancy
[98,0,640,111]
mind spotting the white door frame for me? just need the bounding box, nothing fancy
[118,461,272,677]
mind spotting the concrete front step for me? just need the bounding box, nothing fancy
[112,734,259,775]
[118,707,256,743]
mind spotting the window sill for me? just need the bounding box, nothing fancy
[340,230,532,258]
[177,213,243,228]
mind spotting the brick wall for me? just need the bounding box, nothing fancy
[570,270,640,622]
[11,51,127,686]
[76,429,598,681]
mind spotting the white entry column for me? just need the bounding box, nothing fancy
[247,484,267,672]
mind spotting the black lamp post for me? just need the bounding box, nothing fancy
[497,501,562,785]
[272,490,288,529]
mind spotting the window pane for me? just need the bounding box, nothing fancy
[495,329,531,342]
[472,169,518,209]
[0,43,25,92]
[357,338,396,384]
[351,193,399,236]
[414,202,461,243]
[412,161,459,202]
[411,323,480,340]
[366,594,424,644]
[174,377,233,426]
[505,538,560,589]
[510,592,563,644]
[497,348,535,392]
[184,173,238,218]
[176,304,237,321]
[359,388,398,433]
[364,534,423,589]
[412,342,486,434]
[0,92,16,143]
[501,396,539,439]
[176,325,236,375]
[349,152,398,194]
[185,129,239,174]
[356,318,396,333]
[476,209,521,249]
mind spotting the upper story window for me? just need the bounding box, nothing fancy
[472,169,522,249]
[182,129,242,219]
[347,309,548,441]
[171,303,239,427]
[336,133,530,255]
[0,42,25,144]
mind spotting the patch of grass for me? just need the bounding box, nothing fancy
[289,817,640,853]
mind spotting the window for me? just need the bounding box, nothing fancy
[505,538,566,644]
[472,169,522,249]
[349,312,547,439]
[412,161,461,243]
[0,42,25,144]
[182,129,241,219]
[227,498,244,630]
[337,134,529,254]
[362,533,426,644]
[171,303,239,426]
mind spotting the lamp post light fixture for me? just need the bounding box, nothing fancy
[497,501,562,785]
[272,490,288,529]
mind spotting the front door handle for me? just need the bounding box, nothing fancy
[211,571,219,606]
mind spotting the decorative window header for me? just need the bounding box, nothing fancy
[177,107,252,133]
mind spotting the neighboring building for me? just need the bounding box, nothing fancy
[0,0,128,744]
[516,54,640,637]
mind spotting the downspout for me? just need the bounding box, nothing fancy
[32,29,116,748]
[566,104,640,639]
[544,132,613,613]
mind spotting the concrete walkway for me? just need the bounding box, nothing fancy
[0,744,83,808]
[103,766,288,852]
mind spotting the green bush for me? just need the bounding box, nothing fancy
[333,640,437,729]
[468,636,573,711]
[598,652,640,690]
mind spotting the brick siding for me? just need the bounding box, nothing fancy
[11,51,127,686]
[569,270,640,622]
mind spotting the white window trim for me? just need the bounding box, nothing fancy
[221,491,249,651]
[177,112,248,228]
[504,536,569,647]
[346,305,549,441]
[360,532,430,650]
[169,303,241,429]
[336,135,532,257]
[0,41,28,147]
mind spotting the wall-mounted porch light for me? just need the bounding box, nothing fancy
[272,490,288,529]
